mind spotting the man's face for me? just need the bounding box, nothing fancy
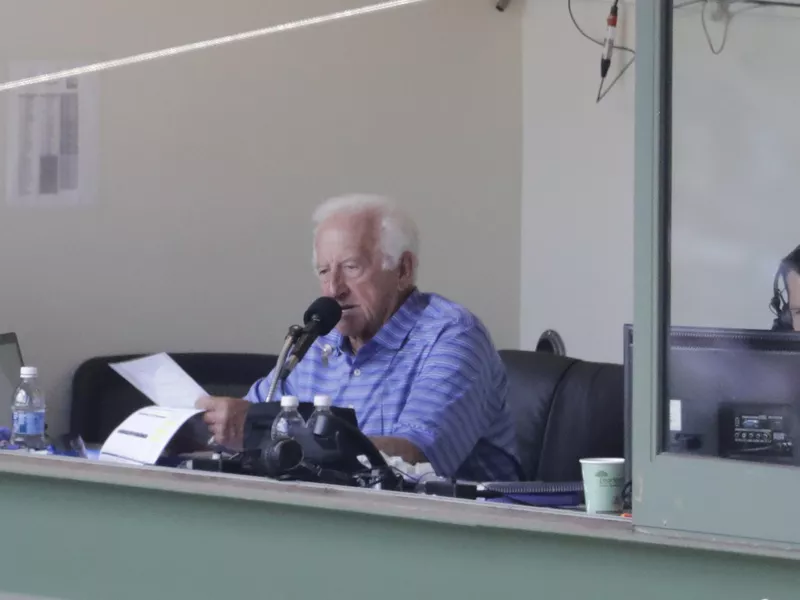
[786,269,800,331]
[314,211,407,344]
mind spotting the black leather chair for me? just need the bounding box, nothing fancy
[70,353,276,444]
[499,350,624,482]
[71,349,622,482]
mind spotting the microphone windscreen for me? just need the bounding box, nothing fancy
[303,297,343,334]
[269,438,304,471]
[255,438,304,477]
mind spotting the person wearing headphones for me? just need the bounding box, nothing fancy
[770,245,800,331]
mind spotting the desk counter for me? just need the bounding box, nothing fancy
[0,453,797,600]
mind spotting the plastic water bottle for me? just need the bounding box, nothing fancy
[307,394,333,435]
[271,395,305,441]
[11,366,47,450]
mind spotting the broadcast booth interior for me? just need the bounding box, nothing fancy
[0,0,627,512]
[3,1,800,598]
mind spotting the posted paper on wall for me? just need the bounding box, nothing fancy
[5,60,99,207]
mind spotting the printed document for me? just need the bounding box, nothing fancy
[5,60,99,207]
[99,406,202,465]
[110,352,207,409]
[100,353,210,464]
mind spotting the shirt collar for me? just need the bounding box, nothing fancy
[320,288,426,353]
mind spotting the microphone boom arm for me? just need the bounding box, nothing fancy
[264,325,302,404]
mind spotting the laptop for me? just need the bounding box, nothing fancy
[0,333,24,429]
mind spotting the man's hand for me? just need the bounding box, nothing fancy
[370,436,427,465]
[195,396,251,450]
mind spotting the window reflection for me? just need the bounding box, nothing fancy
[667,0,800,466]
[663,327,800,465]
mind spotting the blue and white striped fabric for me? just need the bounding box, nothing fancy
[246,289,521,482]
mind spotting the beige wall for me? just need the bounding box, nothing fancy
[0,0,522,434]
[521,0,800,363]
[520,0,635,364]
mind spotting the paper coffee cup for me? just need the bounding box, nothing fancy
[579,457,625,514]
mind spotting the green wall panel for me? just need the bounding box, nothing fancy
[0,474,797,600]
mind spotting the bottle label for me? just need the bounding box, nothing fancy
[274,419,289,437]
[13,411,45,436]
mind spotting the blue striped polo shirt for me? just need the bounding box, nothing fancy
[245,289,521,482]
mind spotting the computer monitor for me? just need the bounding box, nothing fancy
[0,333,24,429]
[623,324,800,484]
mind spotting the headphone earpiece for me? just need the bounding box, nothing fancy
[771,262,794,332]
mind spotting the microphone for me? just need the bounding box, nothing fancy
[279,297,342,380]
[600,0,619,80]
[253,438,304,478]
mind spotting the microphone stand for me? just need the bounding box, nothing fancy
[265,325,303,404]
[206,324,303,451]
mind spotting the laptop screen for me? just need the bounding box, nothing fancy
[0,333,24,429]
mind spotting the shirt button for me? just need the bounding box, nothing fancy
[353,368,361,376]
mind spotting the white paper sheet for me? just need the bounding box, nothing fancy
[110,353,208,409]
[5,60,100,207]
[98,406,203,465]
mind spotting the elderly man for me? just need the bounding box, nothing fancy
[198,194,521,482]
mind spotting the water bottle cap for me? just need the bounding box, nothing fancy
[313,394,332,407]
[20,366,38,378]
[280,395,299,408]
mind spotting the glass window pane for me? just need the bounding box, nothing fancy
[667,2,800,468]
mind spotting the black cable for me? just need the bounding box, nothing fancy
[675,0,706,8]
[701,0,732,54]
[700,1,786,56]
[570,0,773,103]
[590,0,707,103]
[596,55,636,103]
[741,0,800,6]
[594,2,709,102]
[390,465,420,482]
[568,0,635,103]
[568,0,634,52]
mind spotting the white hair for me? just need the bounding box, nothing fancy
[312,194,419,275]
